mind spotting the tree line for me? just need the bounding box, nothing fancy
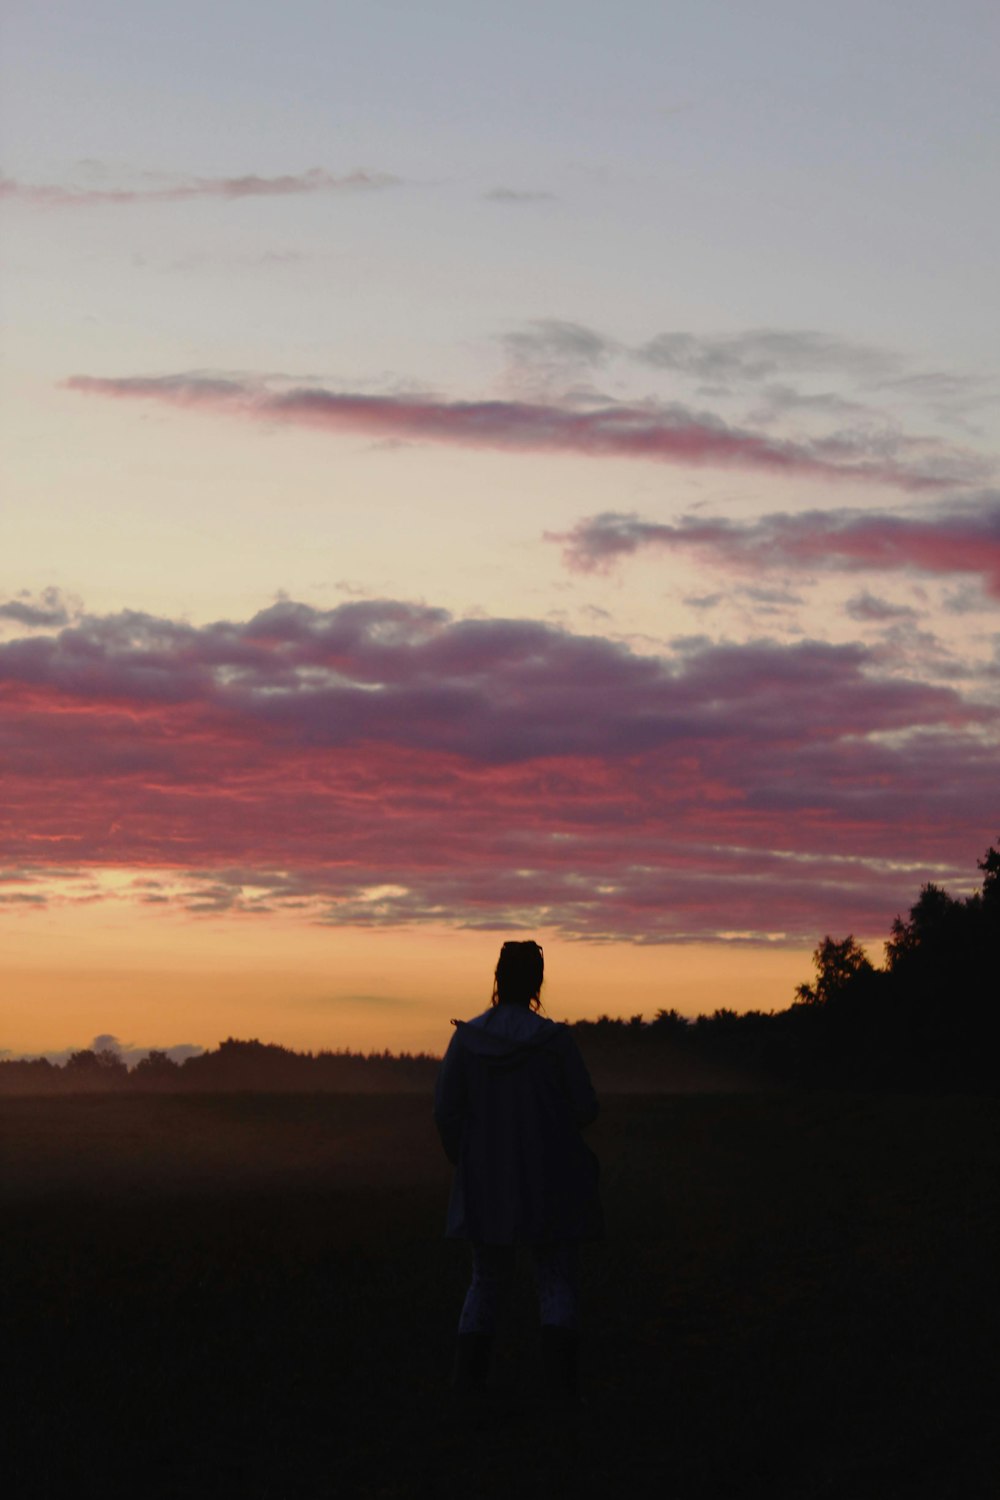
[0,1039,441,1095]
[3,840,996,1094]
[574,838,998,1092]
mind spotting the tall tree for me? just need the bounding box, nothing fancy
[795,935,873,1006]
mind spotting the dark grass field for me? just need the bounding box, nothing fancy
[2,1091,997,1499]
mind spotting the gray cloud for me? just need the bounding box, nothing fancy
[0,588,77,629]
[747,383,884,425]
[502,320,902,388]
[636,329,900,384]
[846,591,920,623]
[499,321,995,467]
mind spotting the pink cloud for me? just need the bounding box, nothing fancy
[1,599,995,941]
[64,374,984,491]
[551,497,1000,595]
[0,169,397,207]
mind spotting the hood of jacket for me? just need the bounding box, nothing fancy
[454,1004,561,1067]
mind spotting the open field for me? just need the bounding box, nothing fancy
[2,1091,997,1499]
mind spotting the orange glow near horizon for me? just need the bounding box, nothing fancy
[0,894,820,1059]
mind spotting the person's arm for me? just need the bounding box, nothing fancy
[560,1029,599,1128]
[433,1028,466,1164]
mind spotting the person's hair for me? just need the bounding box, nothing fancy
[491,940,545,1010]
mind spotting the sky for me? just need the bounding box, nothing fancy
[2,0,999,1059]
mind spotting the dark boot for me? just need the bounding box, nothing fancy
[452,1331,493,1392]
[540,1324,581,1405]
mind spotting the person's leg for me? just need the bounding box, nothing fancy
[532,1242,580,1329]
[531,1243,581,1402]
[454,1244,515,1388]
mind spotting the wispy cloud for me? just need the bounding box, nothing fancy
[550,496,1000,595]
[501,320,901,386]
[0,167,398,208]
[65,373,983,490]
[499,321,997,439]
[484,187,556,203]
[636,328,899,384]
[1,596,995,941]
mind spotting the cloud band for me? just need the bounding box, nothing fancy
[1,597,994,941]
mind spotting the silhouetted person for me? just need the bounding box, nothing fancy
[434,940,602,1404]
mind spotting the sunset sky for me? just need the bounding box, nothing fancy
[2,1,998,1059]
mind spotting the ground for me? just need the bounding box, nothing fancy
[2,1090,997,1498]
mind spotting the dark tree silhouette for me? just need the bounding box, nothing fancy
[61,1047,128,1091]
[979,842,1000,905]
[885,884,964,972]
[795,935,874,1006]
[132,1049,181,1085]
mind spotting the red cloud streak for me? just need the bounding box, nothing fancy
[1,599,996,941]
[552,499,1000,595]
[64,375,982,491]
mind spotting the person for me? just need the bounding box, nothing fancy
[433,940,602,1403]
